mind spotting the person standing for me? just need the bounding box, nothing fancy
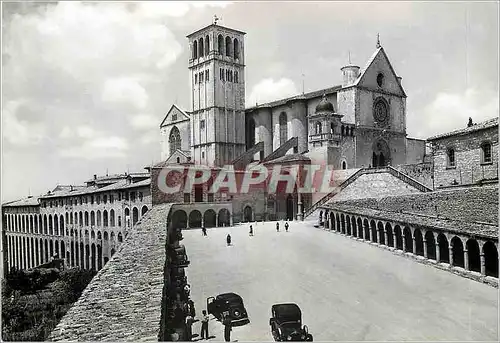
[276,222,280,232]
[185,314,194,341]
[202,227,207,236]
[249,225,253,236]
[226,234,232,246]
[285,222,289,232]
[200,310,209,339]
[223,317,232,342]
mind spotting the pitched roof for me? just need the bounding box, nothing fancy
[2,196,40,207]
[245,86,342,111]
[427,117,499,141]
[160,104,190,127]
[263,153,311,165]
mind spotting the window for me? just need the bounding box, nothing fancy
[481,142,492,164]
[205,70,209,81]
[169,126,182,155]
[200,72,204,83]
[202,151,205,159]
[377,73,384,87]
[118,193,122,201]
[233,38,239,59]
[139,192,143,201]
[447,148,456,167]
[200,120,205,130]
[97,196,100,205]
[103,195,107,204]
[235,71,238,83]
[315,121,322,135]
[195,74,198,84]
[193,40,198,59]
[208,193,214,202]
[184,193,191,203]
[221,68,225,81]
[118,216,122,226]
[110,194,114,203]
[172,113,177,121]
[279,112,288,146]
[131,192,136,202]
[176,157,180,163]
[342,161,347,170]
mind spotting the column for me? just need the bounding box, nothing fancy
[464,249,469,270]
[230,213,234,226]
[480,253,486,275]
[423,239,428,258]
[215,214,219,227]
[297,193,303,221]
[392,231,397,249]
[201,217,204,228]
[369,226,374,242]
[402,235,406,252]
[448,246,454,267]
[21,237,25,269]
[412,237,417,255]
[435,242,440,263]
[384,229,388,245]
[27,238,31,269]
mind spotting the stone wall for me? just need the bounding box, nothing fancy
[48,203,172,341]
[338,185,498,225]
[395,162,433,189]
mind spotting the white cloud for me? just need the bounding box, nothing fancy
[411,88,499,138]
[59,126,73,139]
[59,136,128,159]
[102,77,149,110]
[3,100,46,146]
[247,78,299,106]
[76,126,96,139]
[129,114,159,130]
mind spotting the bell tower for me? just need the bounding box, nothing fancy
[187,21,246,167]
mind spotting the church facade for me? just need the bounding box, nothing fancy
[159,23,426,170]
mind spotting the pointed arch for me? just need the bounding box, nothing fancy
[169,126,182,155]
[205,34,210,55]
[218,34,224,54]
[279,112,288,146]
[225,36,232,57]
[199,37,204,57]
[193,40,198,59]
[233,38,239,59]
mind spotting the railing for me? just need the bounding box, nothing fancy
[309,133,342,142]
[262,137,298,163]
[303,168,366,218]
[386,166,433,192]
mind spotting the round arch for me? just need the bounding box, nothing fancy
[188,210,202,228]
[377,221,385,245]
[243,206,253,222]
[346,215,351,235]
[171,210,188,229]
[203,209,216,228]
[133,207,139,225]
[403,226,412,252]
[437,233,449,263]
[141,205,149,216]
[425,231,436,260]
[218,208,230,227]
[414,228,424,256]
[483,241,498,277]
[385,222,394,247]
[357,218,363,239]
[466,239,480,272]
[370,220,377,243]
[451,236,464,267]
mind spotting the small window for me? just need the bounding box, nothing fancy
[447,148,456,167]
[103,195,107,204]
[200,72,204,83]
[208,193,214,202]
[184,193,191,203]
[202,151,205,159]
[176,157,180,163]
[481,142,492,164]
[205,70,209,81]
[172,113,177,121]
[110,194,114,203]
[377,73,384,87]
[342,161,347,170]
[97,196,100,205]
[200,120,205,130]
[235,71,238,83]
[139,192,143,201]
[195,74,198,83]
[315,122,322,135]
[118,193,122,201]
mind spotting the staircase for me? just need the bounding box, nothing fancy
[303,166,433,219]
[232,142,264,170]
[262,137,298,163]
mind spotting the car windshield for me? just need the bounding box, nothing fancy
[279,322,301,331]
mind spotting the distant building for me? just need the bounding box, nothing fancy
[428,117,498,188]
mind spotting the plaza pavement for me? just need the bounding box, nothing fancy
[182,220,498,341]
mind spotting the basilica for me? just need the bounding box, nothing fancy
[159,23,426,171]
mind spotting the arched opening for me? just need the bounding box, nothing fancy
[466,239,480,272]
[199,37,204,57]
[141,206,148,216]
[315,121,322,135]
[346,215,351,235]
[377,222,385,245]
[351,217,357,237]
[43,215,48,234]
[132,207,139,225]
[91,230,96,240]
[319,210,323,225]
[372,139,391,167]
[103,210,108,227]
[403,226,412,252]
[425,231,436,260]
[49,240,54,259]
[286,194,294,221]
[171,210,188,229]
[205,35,210,56]
[279,112,288,146]
[54,240,59,258]
[414,228,424,256]
[451,236,464,268]
[188,210,202,228]
[243,206,253,222]
[385,223,394,247]
[54,214,59,235]
[79,212,83,227]
[85,211,89,226]
[169,126,181,156]
[483,241,498,277]
[342,161,347,170]
[357,218,363,239]
[341,214,346,234]
[97,245,103,270]
[217,34,224,54]
[225,36,232,57]
[363,219,370,240]
[111,248,116,257]
[80,242,84,267]
[233,38,239,59]
[370,220,377,243]
[91,211,95,226]
[193,40,198,59]
[218,209,230,227]
[118,232,123,243]
[330,213,335,230]
[203,210,216,228]
[48,214,53,235]
[70,242,75,267]
[110,209,115,227]
[91,244,96,271]
[246,117,256,150]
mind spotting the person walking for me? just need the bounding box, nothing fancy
[185,314,194,341]
[249,225,253,236]
[200,310,209,339]
[226,234,232,246]
[285,222,289,232]
[202,227,207,236]
[223,317,232,342]
[276,222,280,232]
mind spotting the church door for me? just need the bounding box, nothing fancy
[194,185,203,202]
[286,195,294,221]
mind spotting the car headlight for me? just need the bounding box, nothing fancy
[287,336,292,341]
[301,336,305,340]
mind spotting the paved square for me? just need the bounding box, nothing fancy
[183,221,498,341]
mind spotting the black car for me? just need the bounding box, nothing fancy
[269,303,313,341]
[207,293,250,327]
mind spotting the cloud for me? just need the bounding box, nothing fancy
[59,136,129,159]
[102,77,149,110]
[129,114,158,130]
[3,100,47,146]
[247,78,299,106]
[411,88,499,138]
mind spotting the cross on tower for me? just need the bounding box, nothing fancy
[376,33,381,48]
[213,15,219,25]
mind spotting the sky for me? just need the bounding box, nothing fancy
[1,1,499,202]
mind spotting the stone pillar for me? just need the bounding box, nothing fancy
[392,232,397,249]
[297,193,303,221]
[423,239,428,258]
[449,246,454,267]
[369,226,374,242]
[402,235,406,252]
[480,253,486,275]
[464,249,469,270]
[230,213,234,226]
[384,229,388,245]
[215,214,219,227]
[436,242,441,263]
[201,217,204,228]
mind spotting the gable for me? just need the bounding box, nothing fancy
[160,104,190,128]
[355,48,406,97]
[164,149,190,164]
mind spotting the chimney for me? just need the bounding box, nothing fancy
[93,174,97,180]
[70,185,73,191]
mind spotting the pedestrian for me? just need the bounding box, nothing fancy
[223,317,232,342]
[249,225,253,236]
[188,299,196,317]
[200,310,209,339]
[226,234,232,246]
[185,314,194,341]
[202,227,207,236]
[285,222,289,232]
[276,222,279,232]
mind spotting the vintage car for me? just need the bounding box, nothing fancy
[269,303,313,341]
[167,245,190,268]
[207,293,250,327]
